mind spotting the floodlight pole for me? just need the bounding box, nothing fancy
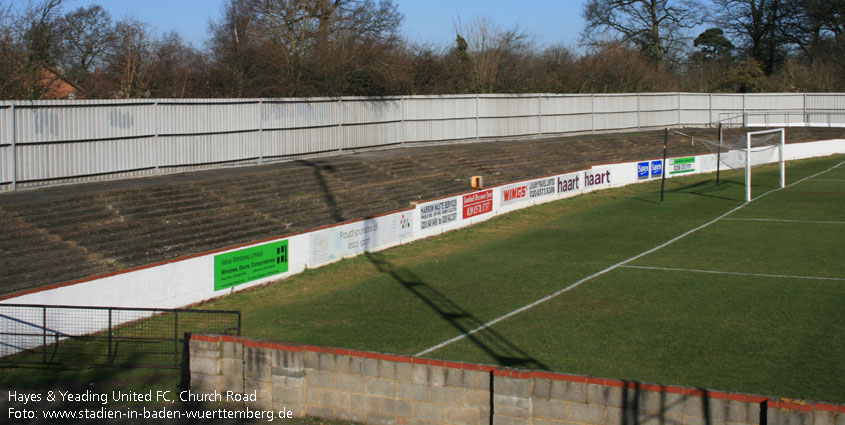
[660,128,668,204]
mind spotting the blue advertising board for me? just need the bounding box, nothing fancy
[651,160,663,177]
[637,162,650,180]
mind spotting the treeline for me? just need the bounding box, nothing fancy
[0,0,842,100]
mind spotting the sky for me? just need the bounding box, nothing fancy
[64,0,589,50]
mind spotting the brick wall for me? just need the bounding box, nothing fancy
[189,334,844,425]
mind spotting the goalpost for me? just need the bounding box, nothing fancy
[669,128,785,202]
[744,128,785,202]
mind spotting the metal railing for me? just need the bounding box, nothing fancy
[0,304,240,368]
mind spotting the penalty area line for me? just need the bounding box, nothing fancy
[415,160,845,357]
[621,265,845,282]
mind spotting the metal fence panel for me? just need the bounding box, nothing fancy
[0,105,10,144]
[159,132,260,167]
[639,93,678,111]
[262,127,338,157]
[0,145,10,186]
[541,95,592,115]
[540,114,592,134]
[343,122,401,149]
[479,116,539,138]
[806,94,845,110]
[594,112,638,130]
[744,94,804,111]
[405,118,476,142]
[594,95,638,113]
[404,96,476,121]
[478,96,539,118]
[679,93,710,110]
[0,304,240,368]
[680,110,712,126]
[711,94,744,110]
[640,111,677,128]
[15,103,154,144]
[262,100,338,129]
[16,137,155,181]
[343,98,401,125]
[158,102,258,135]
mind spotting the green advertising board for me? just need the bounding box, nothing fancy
[214,240,288,291]
[669,156,696,175]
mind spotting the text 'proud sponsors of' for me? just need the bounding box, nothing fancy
[463,189,494,219]
[309,212,413,265]
[500,177,557,207]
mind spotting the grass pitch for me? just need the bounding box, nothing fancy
[202,154,844,403]
[3,155,841,406]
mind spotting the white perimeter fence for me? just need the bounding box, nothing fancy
[1,92,844,191]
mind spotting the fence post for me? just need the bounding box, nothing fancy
[475,94,480,141]
[709,93,713,128]
[173,311,179,367]
[181,332,192,393]
[108,309,113,364]
[154,101,160,174]
[42,306,46,363]
[10,103,16,191]
[258,100,264,164]
[538,94,542,136]
[400,96,405,148]
[338,98,343,152]
[677,92,681,126]
[636,93,641,129]
[591,94,595,132]
[803,93,807,126]
[742,94,747,127]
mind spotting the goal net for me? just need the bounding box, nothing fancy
[671,128,785,202]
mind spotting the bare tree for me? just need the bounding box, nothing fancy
[58,5,113,84]
[104,18,157,98]
[711,0,792,74]
[453,16,531,93]
[581,0,704,65]
[245,0,403,95]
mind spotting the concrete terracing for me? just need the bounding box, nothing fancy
[1,128,842,298]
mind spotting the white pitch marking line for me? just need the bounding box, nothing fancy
[724,218,845,225]
[621,265,845,282]
[809,178,845,182]
[415,160,845,357]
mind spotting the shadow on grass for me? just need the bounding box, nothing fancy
[664,179,747,202]
[364,252,549,370]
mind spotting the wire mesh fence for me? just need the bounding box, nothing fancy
[0,304,240,368]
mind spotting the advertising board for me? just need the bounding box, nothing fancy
[214,240,288,291]
[463,190,493,219]
[418,197,459,230]
[669,157,696,175]
[309,213,413,265]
